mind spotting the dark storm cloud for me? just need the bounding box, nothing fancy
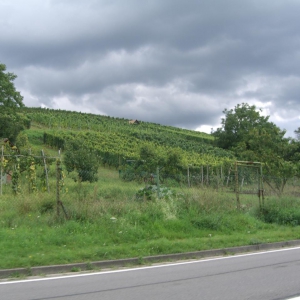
[1,0,300,136]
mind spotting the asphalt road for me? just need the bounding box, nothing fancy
[1,247,300,300]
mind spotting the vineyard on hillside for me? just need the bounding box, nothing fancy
[1,107,299,200]
[22,107,235,169]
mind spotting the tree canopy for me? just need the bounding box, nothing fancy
[212,103,283,151]
[0,63,26,142]
[0,64,24,110]
[295,127,300,141]
[64,140,99,183]
[212,103,299,195]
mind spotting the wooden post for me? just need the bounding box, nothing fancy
[216,167,219,191]
[235,161,240,209]
[41,150,50,193]
[187,166,190,188]
[226,167,231,187]
[220,166,224,190]
[156,166,160,198]
[260,164,264,206]
[257,168,261,208]
[0,146,3,196]
[56,159,60,217]
[118,155,121,178]
[258,164,264,208]
[206,165,209,185]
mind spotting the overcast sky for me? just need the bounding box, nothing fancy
[1,0,300,137]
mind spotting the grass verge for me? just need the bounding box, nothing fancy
[1,167,300,269]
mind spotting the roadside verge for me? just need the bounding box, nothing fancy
[1,239,300,279]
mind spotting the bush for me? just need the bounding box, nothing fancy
[64,140,99,183]
[135,185,174,201]
[257,197,300,226]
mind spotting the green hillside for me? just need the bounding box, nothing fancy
[0,107,299,272]
[22,107,235,169]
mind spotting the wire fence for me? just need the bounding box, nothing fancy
[120,165,300,199]
[1,153,300,201]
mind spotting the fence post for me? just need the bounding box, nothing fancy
[220,166,224,190]
[259,164,264,207]
[235,161,240,210]
[41,150,50,193]
[0,146,3,196]
[156,166,160,198]
[261,164,264,206]
[206,165,209,185]
[56,159,61,217]
[226,167,231,187]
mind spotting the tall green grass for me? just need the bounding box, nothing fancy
[1,167,300,269]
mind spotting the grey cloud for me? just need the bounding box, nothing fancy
[1,0,300,137]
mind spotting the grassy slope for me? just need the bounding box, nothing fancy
[0,110,300,270]
[2,163,300,269]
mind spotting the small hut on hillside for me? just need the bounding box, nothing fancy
[128,119,140,125]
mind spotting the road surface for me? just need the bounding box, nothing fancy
[1,247,300,300]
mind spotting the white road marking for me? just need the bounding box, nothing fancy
[1,246,300,285]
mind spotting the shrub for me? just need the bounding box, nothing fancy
[135,185,174,201]
[257,197,300,226]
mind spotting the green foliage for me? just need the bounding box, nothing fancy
[258,197,300,226]
[39,200,55,214]
[295,127,300,141]
[27,158,37,193]
[0,64,27,142]
[64,140,99,183]
[212,103,299,194]
[0,64,24,110]
[0,114,30,143]
[135,185,175,201]
[11,157,21,195]
[0,161,299,269]
[15,132,30,150]
[212,103,281,151]
[23,107,234,170]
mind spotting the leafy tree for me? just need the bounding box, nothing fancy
[164,148,183,174]
[0,64,26,142]
[212,103,281,150]
[294,127,300,141]
[64,140,99,183]
[139,144,167,172]
[212,103,298,195]
[126,144,165,182]
[241,127,297,195]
